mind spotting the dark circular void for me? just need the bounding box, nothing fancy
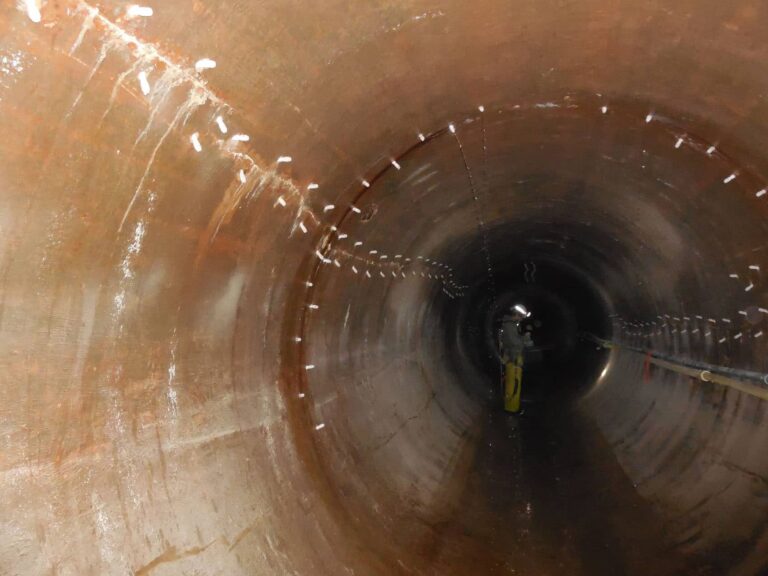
[445,251,612,405]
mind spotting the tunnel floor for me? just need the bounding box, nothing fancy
[413,400,704,575]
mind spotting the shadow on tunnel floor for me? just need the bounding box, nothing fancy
[412,400,715,575]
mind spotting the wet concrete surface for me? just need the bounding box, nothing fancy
[418,399,698,575]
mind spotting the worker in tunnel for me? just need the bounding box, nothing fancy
[500,304,534,413]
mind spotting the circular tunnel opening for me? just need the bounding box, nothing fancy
[488,258,610,403]
[292,96,768,574]
[444,249,614,407]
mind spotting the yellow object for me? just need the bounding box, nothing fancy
[504,355,523,412]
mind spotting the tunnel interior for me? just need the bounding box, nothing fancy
[453,253,612,404]
[5,1,768,575]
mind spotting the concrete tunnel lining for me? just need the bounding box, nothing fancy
[4,0,768,574]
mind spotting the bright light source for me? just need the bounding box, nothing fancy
[513,304,529,317]
[127,4,153,17]
[189,132,202,152]
[25,0,42,22]
[137,71,150,95]
[195,58,217,72]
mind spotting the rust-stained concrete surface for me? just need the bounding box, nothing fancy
[3,0,768,574]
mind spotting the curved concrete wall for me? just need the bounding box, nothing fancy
[2,0,768,574]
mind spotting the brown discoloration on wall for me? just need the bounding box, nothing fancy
[133,540,215,576]
[3,0,768,574]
